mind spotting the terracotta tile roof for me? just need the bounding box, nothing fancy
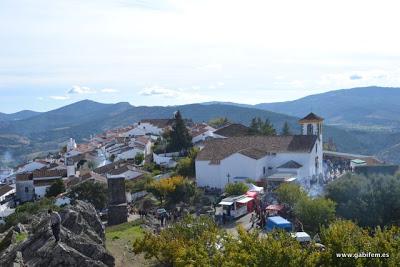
[135,136,151,144]
[278,160,303,169]
[238,148,268,159]
[196,135,317,161]
[108,166,130,175]
[16,173,33,181]
[32,169,67,178]
[298,112,324,123]
[213,123,250,137]
[33,178,61,187]
[0,185,14,196]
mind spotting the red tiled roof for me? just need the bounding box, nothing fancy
[197,135,317,161]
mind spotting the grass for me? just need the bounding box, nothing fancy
[105,219,155,267]
[15,232,28,244]
[105,220,144,241]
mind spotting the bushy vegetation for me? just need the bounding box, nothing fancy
[175,148,199,178]
[224,182,249,196]
[133,215,400,266]
[326,173,400,227]
[45,179,66,198]
[276,183,336,233]
[125,175,154,193]
[1,198,58,232]
[208,117,230,128]
[68,181,108,210]
[146,176,196,206]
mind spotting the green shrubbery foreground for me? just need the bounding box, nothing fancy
[133,215,400,267]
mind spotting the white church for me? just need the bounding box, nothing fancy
[195,113,324,189]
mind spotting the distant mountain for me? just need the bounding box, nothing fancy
[0,100,368,165]
[254,86,400,131]
[0,110,41,121]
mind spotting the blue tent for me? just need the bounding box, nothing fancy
[265,216,292,232]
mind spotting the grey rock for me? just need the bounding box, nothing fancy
[0,200,114,267]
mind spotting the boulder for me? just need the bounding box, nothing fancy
[0,200,114,267]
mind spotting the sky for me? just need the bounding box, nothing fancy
[1,0,400,113]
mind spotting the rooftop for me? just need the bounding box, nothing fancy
[298,112,324,123]
[197,135,317,161]
[213,123,250,137]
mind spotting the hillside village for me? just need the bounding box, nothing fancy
[0,110,399,266]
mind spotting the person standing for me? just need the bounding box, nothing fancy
[48,209,61,242]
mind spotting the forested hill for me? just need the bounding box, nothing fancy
[0,100,367,165]
[254,86,400,131]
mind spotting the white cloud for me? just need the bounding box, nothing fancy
[50,95,70,100]
[139,86,180,98]
[68,85,96,94]
[101,88,119,93]
[139,85,211,102]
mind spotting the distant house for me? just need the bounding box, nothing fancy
[195,113,324,189]
[16,169,67,202]
[190,123,216,144]
[137,119,176,135]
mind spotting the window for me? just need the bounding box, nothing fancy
[263,167,266,175]
[316,143,318,153]
[307,124,313,135]
[25,187,29,193]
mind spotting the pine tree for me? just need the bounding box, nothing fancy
[281,121,291,135]
[261,119,276,135]
[168,110,192,153]
[249,117,276,136]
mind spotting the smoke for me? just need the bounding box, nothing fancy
[0,150,14,168]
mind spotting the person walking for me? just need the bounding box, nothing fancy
[48,209,61,242]
[250,213,256,229]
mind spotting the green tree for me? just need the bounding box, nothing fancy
[45,179,66,197]
[326,173,400,227]
[281,121,291,135]
[208,117,229,128]
[69,181,108,210]
[134,152,144,165]
[125,174,154,193]
[87,160,96,170]
[249,117,276,136]
[133,215,225,267]
[147,176,196,205]
[2,198,58,231]
[175,148,199,177]
[167,111,192,152]
[275,183,307,209]
[224,182,249,196]
[294,197,336,233]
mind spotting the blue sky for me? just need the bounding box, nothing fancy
[1,0,400,113]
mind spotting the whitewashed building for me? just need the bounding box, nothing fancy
[195,113,324,189]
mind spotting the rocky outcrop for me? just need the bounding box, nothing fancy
[0,200,114,267]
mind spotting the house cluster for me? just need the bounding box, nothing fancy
[1,112,387,225]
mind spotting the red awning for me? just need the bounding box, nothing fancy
[265,204,284,211]
[246,191,257,198]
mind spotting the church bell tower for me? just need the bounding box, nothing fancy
[299,112,324,176]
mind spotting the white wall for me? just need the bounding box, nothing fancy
[196,150,320,189]
[35,186,49,199]
[137,123,163,135]
[116,148,143,161]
